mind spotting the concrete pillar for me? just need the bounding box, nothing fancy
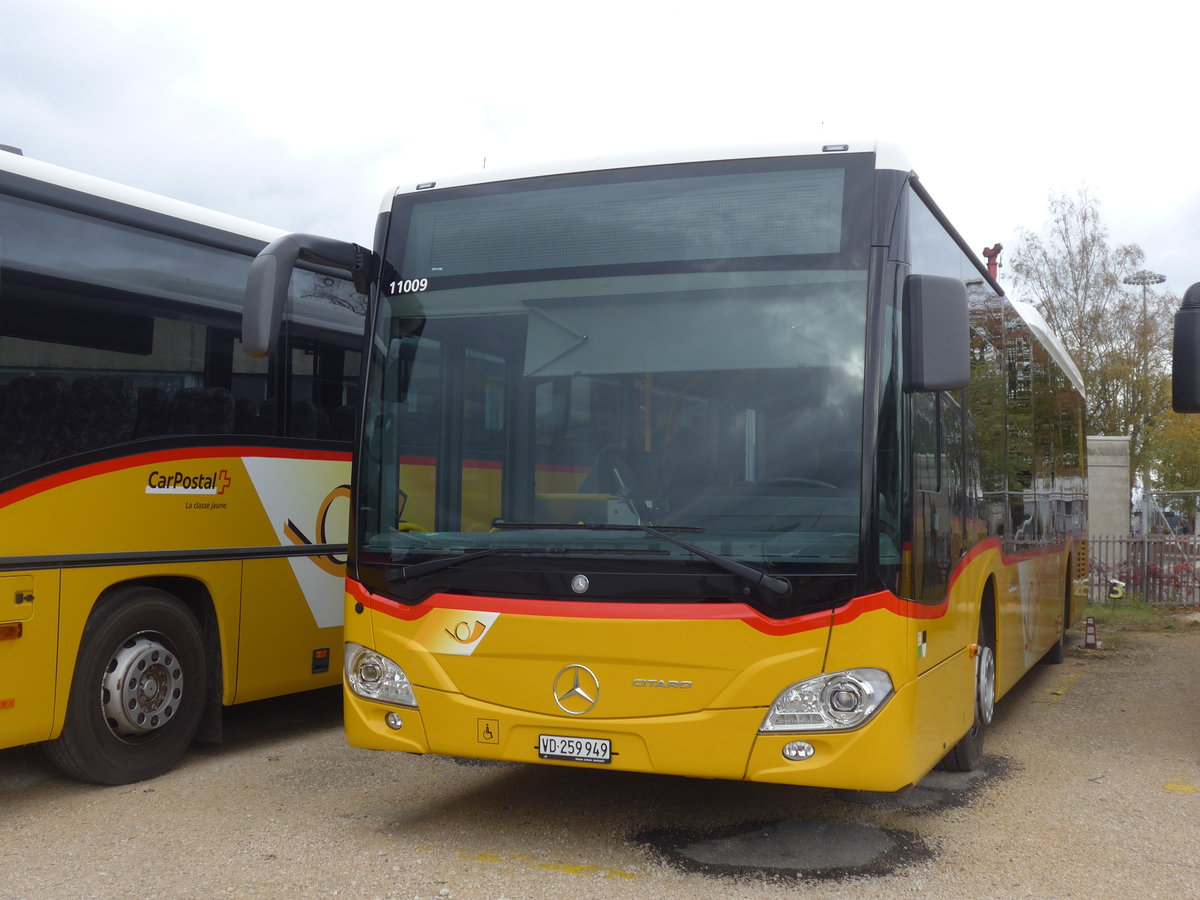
[1087,436,1131,537]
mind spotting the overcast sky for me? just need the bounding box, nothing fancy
[3,0,1198,296]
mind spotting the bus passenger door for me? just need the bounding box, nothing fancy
[911,393,952,607]
[0,573,60,746]
[911,391,967,600]
[909,391,973,767]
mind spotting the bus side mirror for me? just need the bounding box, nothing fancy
[243,233,366,357]
[1172,283,1200,413]
[903,274,969,393]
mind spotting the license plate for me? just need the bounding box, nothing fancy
[538,734,611,764]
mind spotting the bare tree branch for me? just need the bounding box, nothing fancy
[1009,189,1175,488]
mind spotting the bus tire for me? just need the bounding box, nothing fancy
[44,587,207,785]
[938,613,996,773]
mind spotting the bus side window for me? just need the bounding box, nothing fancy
[167,387,235,434]
[283,343,361,441]
[0,375,69,477]
[230,330,273,437]
[912,393,939,492]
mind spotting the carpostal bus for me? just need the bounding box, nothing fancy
[245,142,1087,792]
[0,149,363,784]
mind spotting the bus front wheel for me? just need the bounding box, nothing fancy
[44,587,207,785]
[938,615,995,773]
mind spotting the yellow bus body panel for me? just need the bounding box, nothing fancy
[0,447,349,749]
[0,573,61,746]
[345,535,1079,792]
[344,586,940,791]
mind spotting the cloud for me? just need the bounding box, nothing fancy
[4,0,1198,295]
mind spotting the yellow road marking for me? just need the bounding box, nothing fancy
[1163,782,1197,793]
[457,851,638,879]
[1046,671,1082,703]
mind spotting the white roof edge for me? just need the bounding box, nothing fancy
[872,141,913,173]
[380,140,913,211]
[1008,297,1087,399]
[1,151,286,243]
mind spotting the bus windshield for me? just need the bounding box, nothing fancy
[358,155,874,603]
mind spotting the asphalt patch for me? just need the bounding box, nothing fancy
[634,755,1012,881]
[637,817,932,881]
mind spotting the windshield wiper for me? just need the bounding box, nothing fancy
[491,521,703,533]
[491,521,792,597]
[387,548,499,582]
[635,524,792,597]
[385,544,669,583]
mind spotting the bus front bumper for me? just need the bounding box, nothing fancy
[344,678,924,792]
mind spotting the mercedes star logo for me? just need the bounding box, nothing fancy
[553,664,600,715]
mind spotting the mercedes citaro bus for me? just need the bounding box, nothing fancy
[244,142,1086,791]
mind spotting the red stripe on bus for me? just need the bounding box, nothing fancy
[0,446,349,510]
[350,582,946,636]
[395,457,586,474]
[350,533,1079,635]
[466,459,503,470]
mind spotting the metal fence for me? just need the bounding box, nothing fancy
[1088,533,1200,606]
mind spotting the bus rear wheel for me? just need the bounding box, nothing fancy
[44,587,207,785]
[938,615,995,773]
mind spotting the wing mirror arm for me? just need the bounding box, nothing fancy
[242,233,374,357]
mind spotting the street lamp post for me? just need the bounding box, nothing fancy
[1123,269,1166,307]
[1122,269,1165,599]
[1123,270,1166,361]
[1123,269,1167,289]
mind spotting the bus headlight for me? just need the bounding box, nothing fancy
[345,642,418,708]
[760,669,893,732]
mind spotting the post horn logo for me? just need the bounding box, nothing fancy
[446,620,487,644]
[284,484,351,576]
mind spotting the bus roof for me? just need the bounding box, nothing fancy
[382,140,913,210]
[381,142,1085,400]
[1009,298,1087,399]
[0,149,286,244]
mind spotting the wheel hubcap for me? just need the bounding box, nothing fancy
[102,635,184,738]
[977,645,996,726]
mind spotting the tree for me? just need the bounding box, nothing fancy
[1008,189,1176,488]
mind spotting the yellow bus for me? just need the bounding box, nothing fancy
[0,148,363,784]
[246,142,1087,791]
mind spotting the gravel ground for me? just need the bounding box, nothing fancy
[2,624,1198,899]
